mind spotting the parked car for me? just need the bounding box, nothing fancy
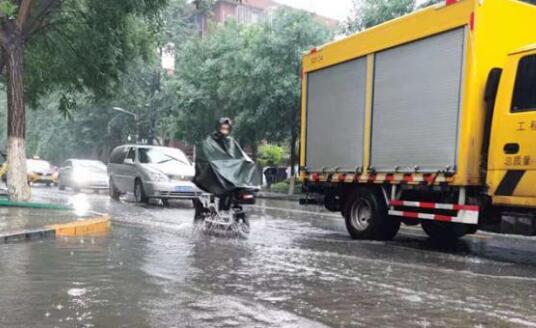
[58,159,109,192]
[27,158,58,186]
[108,145,200,204]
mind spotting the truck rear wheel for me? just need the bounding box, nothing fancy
[344,189,400,240]
[421,221,469,242]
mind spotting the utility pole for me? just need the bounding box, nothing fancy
[112,107,139,143]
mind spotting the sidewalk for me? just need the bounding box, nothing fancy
[0,200,110,244]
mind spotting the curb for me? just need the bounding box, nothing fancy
[257,192,304,202]
[0,215,111,244]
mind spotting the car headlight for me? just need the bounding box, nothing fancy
[146,170,168,182]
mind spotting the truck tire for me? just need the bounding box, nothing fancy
[343,188,400,240]
[421,221,468,241]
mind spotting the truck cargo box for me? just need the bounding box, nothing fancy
[300,0,536,187]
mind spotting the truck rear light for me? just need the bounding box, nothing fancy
[241,193,254,200]
[309,47,318,54]
[445,0,457,5]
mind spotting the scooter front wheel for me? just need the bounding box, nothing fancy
[232,214,250,238]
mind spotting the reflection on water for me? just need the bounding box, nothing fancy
[2,192,536,327]
[68,193,91,216]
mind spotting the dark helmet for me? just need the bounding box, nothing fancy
[216,117,233,135]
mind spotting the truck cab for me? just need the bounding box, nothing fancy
[487,47,536,208]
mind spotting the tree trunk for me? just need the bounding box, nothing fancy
[5,39,31,201]
[288,122,298,195]
[250,141,258,162]
[289,120,298,177]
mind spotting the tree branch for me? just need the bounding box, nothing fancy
[0,49,5,74]
[17,0,33,30]
[0,29,8,45]
[22,0,63,40]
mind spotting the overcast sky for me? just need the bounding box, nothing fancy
[275,0,429,21]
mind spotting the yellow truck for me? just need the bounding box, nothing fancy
[299,0,536,240]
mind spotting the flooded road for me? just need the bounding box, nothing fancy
[1,188,536,327]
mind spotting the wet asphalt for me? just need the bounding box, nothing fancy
[1,187,536,327]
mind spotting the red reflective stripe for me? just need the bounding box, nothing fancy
[453,204,480,211]
[446,0,457,5]
[418,202,435,209]
[434,214,453,222]
[404,211,419,219]
[390,200,479,212]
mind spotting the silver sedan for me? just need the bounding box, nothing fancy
[58,159,109,192]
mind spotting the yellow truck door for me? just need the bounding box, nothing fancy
[488,49,536,207]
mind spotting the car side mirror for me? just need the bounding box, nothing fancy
[124,158,134,165]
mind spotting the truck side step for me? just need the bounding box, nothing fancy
[388,200,479,225]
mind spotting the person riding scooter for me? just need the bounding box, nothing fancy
[193,117,261,223]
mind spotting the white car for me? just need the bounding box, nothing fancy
[58,159,109,192]
[107,145,200,204]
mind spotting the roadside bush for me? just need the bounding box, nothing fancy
[269,180,304,194]
[271,181,290,193]
[258,144,287,167]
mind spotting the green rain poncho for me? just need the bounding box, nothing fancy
[193,133,261,195]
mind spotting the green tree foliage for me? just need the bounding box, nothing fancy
[0,0,168,200]
[343,0,415,33]
[257,144,287,167]
[23,0,167,107]
[166,8,331,165]
[24,98,132,164]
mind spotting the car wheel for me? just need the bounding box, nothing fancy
[109,177,121,200]
[134,179,149,204]
[343,188,400,240]
[58,178,65,190]
[421,221,469,242]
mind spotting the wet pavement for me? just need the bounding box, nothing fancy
[0,207,77,233]
[1,187,536,327]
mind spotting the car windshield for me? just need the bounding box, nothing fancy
[138,148,189,165]
[27,159,51,172]
[75,161,107,173]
